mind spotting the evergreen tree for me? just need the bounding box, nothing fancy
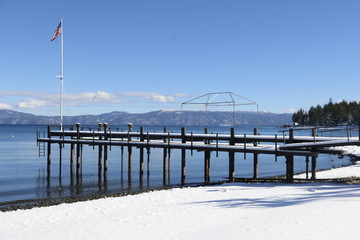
[292,99,360,126]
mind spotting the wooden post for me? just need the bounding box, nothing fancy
[103,123,109,180]
[76,123,81,180]
[120,146,124,183]
[167,132,171,185]
[47,125,51,180]
[59,143,62,177]
[229,128,235,182]
[289,128,294,144]
[139,127,145,184]
[128,123,133,183]
[128,146,132,183]
[286,155,294,182]
[204,128,210,182]
[147,144,150,183]
[97,123,103,179]
[181,127,186,184]
[70,142,74,176]
[305,156,309,180]
[253,128,259,179]
[285,129,295,182]
[311,156,317,180]
[312,128,317,142]
[163,127,168,184]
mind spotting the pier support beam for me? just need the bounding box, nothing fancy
[47,126,51,180]
[120,146,124,183]
[59,143,62,176]
[76,143,81,180]
[286,155,294,182]
[311,156,317,180]
[97,123,103,179]
[76,123,82,181]
[289,128,294,143]
[128,123,133,183]
[181,127,186,184]
[229,128,235,182]
[253,128,259,179]
[163,127,168,184]
[139,127,145,185]
[204,128,210,182]
[70,143,74,177]
[103,123,109,183]
[305,156,309,180]
[253,154,258,179]
[147,146,150,183]
[204,151,210,182]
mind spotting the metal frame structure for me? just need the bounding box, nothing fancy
[181,92,258,127]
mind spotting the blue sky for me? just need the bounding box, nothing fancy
[0,0,359,116]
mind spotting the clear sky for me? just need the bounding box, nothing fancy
[0,0,359,116]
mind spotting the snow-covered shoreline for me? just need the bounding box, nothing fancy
[1,146,360,240]
[329,145,360,158]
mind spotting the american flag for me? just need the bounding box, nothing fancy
[50,22,62,41]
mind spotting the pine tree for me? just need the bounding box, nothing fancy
[292,100,360,126]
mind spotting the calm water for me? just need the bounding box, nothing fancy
[0,125,355,203]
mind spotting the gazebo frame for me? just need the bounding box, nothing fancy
[181,92,258,127]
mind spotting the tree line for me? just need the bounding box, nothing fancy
[292,99,360,126]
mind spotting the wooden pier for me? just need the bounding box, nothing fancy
[37,123,360,184]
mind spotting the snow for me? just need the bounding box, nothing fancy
[329,145,360,157]
[1,147,360,240]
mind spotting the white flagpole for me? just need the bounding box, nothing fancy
[59,18,64,130]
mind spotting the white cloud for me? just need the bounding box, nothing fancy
[1,91,187,112]
[17,99,49,109]
[119,92,177,103]
[0,103,12,109]
[93,91,116,101]
[149,94,174,103]
[64,91,117,104]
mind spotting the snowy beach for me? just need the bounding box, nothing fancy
[1,147,360,240]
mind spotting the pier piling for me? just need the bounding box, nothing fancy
[103,123,109,180]
[97,123,103,179]
[253,128,259,179]
[181,127,186,184]
[139,127,145,184]
[128,123,133,183]
[163,127,168,184]
[229,128,235,182]
[204,128,210,182]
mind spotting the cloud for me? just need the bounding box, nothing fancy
[0,103,12,109]
[64,91,117,104]
[93,91,116,101]
[119,92,177,103]
[17,99,49,109]
[0,90,187,111]
[149,94,174,103]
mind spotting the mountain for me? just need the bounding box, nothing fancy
[0,109,292,126]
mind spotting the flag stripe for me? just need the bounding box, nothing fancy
[50,22,62,41]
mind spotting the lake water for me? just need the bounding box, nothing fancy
[0,124,355,204]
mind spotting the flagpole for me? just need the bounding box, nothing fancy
[60,18,64,130]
